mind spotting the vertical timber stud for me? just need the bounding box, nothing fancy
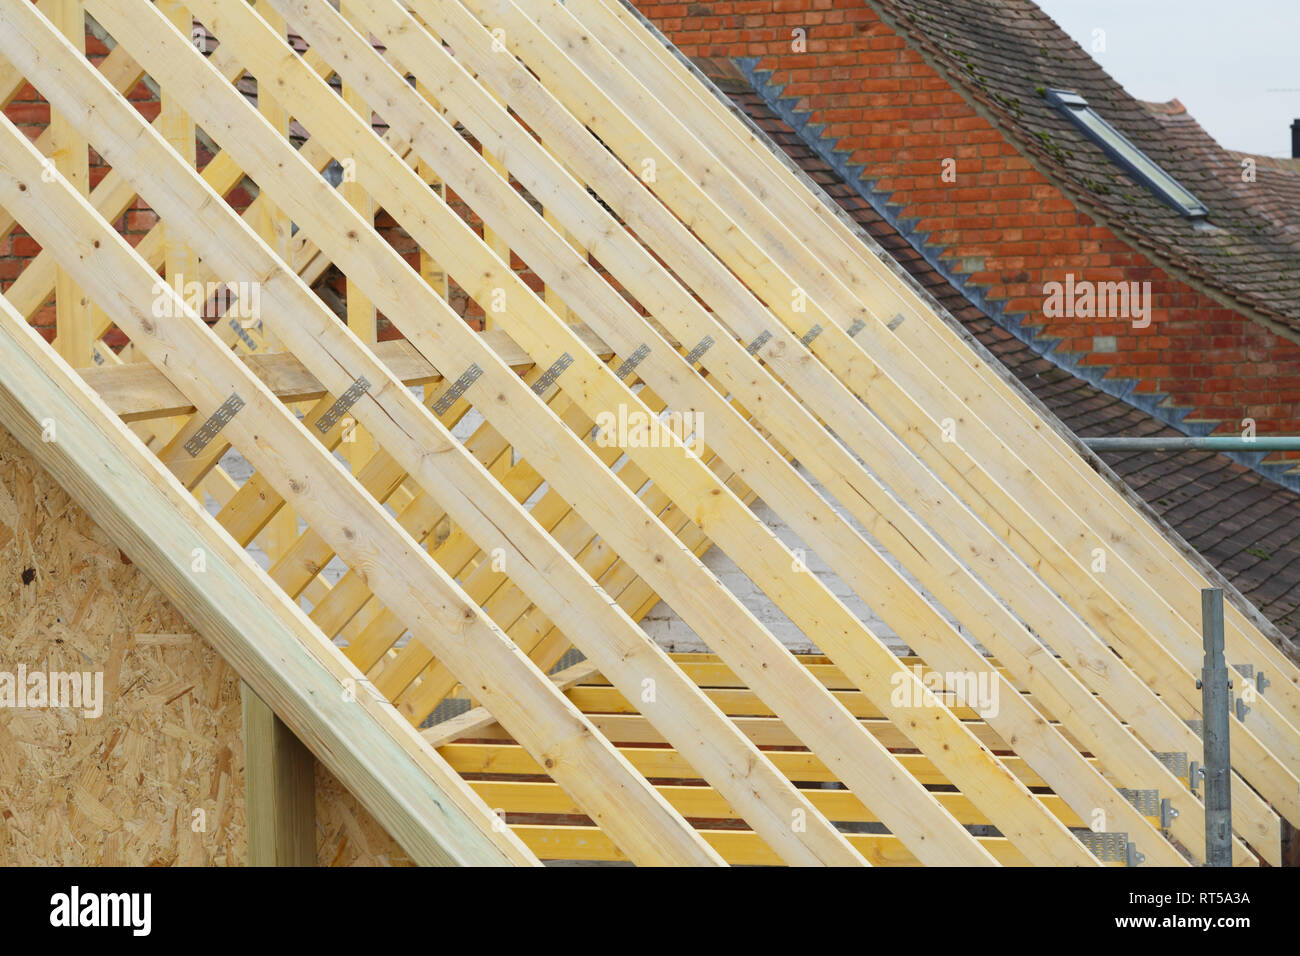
[242,686,317,866]
[1200,588,1233,867]
[413,80,449,412]
[158,0,198,301]
[340,0,377,473]
[413,82,449,303]
[46,0,92,368]
[479,95,511,333]
[250,0,296,558]
[157,0,200,451]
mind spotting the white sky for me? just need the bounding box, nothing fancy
[1034,0,1300,157]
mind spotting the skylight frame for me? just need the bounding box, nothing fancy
[1045,88,1210,219]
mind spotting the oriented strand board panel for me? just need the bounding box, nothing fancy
[315,764,413,867]
[0,423,241,865]
[0,424,407,866]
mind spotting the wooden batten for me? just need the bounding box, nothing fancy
[0,0,1295,868]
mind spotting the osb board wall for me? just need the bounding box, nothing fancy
[0,423,409,866]
[315,764,412,866]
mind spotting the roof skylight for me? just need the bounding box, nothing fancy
[1045,89,1209,218]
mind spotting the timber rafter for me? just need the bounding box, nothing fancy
[0,0,1294,866]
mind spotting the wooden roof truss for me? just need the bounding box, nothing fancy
[0,0,1296,865]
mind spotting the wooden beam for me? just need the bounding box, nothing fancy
[173,0,1004,866]
[441,741,1055,789]
[0,43,144,246]
[265,0,1102,866]
[385,0,1203,865]
[468,779,1085,829]
[247,0,296,561]
[567,0,1300,766]
[487,0,1297,838]
[514,825,1030,867]
[77,329,617,421]
[158,0,199,293]
[0,292,534,867]
[242,685,316,866]
[45,0,92,369]
[0,21,721,866]
[3,0,890,866]
[423,660,601,749]
[339,0,378,472]
[600,0,1300,684]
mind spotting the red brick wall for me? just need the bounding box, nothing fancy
[635,0,1300,456]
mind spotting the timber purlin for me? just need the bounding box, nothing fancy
[0,0,1294,867]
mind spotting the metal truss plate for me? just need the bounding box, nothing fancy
[1072,829,1129,863]
[614,344,650,381]
[433,363,482,416]
[532,352,574,395]
[1117,788,1160,816]
[1152,751,1188,777]
[684,335,714,366]
[317,376,370,433]
[228,314,258,351]
[184,393,244,457]
[745,330,772,355]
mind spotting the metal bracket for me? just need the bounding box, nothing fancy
[184,393,244,458]
[433,363,482,416]
[532,352,574,395]
[745,330,772,356]
[1189,760,1204,794]
[92,348,105,366]
[613,344,650,381]
[1233,662,1255,681]
[1152,751,1188,778]
[1160,797,1179,831]
[684,335,714,366]
[1072,829,1141,865]
[846,317,866,338]
[1257,671,1269,693]
[228,314,258,351]
[1235,697,1250,722]
[1184,718,1203,738]
[1117,788,1159,817]
[886,313,907,331]
[317,376,370,433]
[799,323,823,347]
